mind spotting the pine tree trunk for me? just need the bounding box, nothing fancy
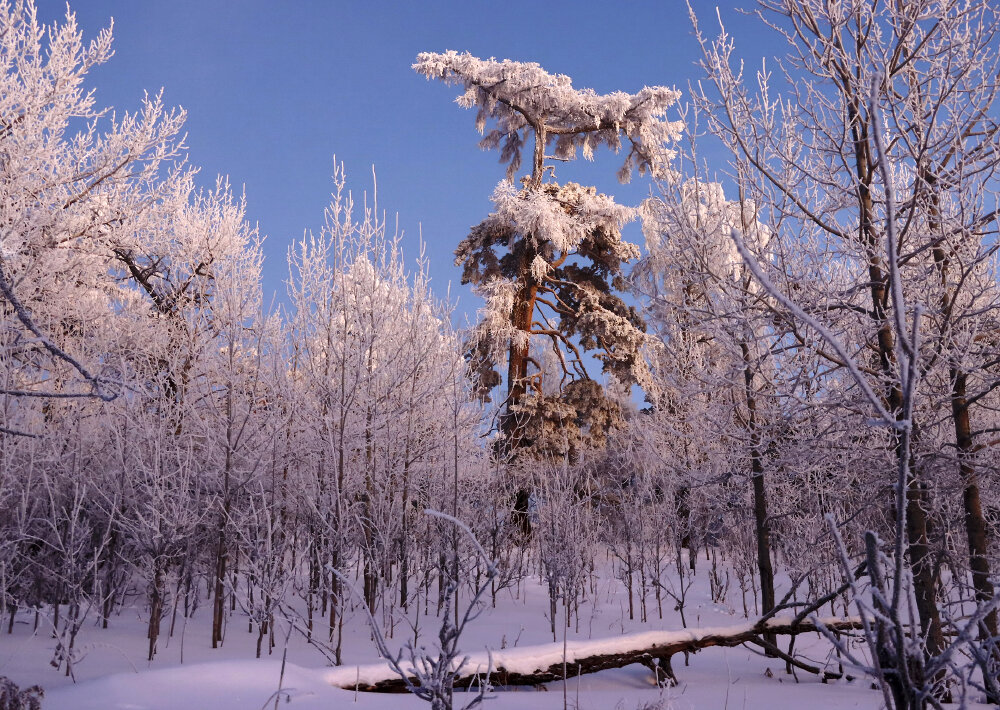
[502,265,537,451]
[504,250,538,537]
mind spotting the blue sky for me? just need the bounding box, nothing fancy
[37,1,769,320]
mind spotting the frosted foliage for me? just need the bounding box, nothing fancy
[578,300,651,379]
[0,0,191,408]
[472,277,525,368]
[296,251,449,377]
[488,181,637,256]
[529,254,549,281]
[643,179,769,282]
[414,51,683,180]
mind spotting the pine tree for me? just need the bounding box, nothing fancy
[414,51,682,459]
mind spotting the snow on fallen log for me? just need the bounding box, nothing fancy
[321,615,862,693]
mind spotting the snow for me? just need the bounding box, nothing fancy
[36,660,887,710]
[0,566,945,710]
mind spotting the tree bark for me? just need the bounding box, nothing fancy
[740,343,776,649]
[949,372,998,640]
[924,172,997,652]
[147,559,163,661]
[846,96,946,664]
[211,527,227,649]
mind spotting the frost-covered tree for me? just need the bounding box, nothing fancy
[0,0,187,429]
[678,0,1000,700]
[638,175,793,634]
[285,163,481,662]
[414,51,682,459]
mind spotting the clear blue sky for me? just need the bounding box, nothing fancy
[37,1,769,320]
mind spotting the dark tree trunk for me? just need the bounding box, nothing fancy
[740,344,776,649]
[211,525,227,649]
[904,467,945,660]
[950,372,998,640]
[102,526,119,630]
[846,98,946,667]
[925,179,997,657]
[147,560,164,661]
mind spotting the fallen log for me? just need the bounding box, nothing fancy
[321,615,863,693]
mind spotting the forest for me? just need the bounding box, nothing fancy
[0,1,999,709]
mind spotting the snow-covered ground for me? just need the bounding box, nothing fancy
[0,560,969,709]
[36,657,883,710]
